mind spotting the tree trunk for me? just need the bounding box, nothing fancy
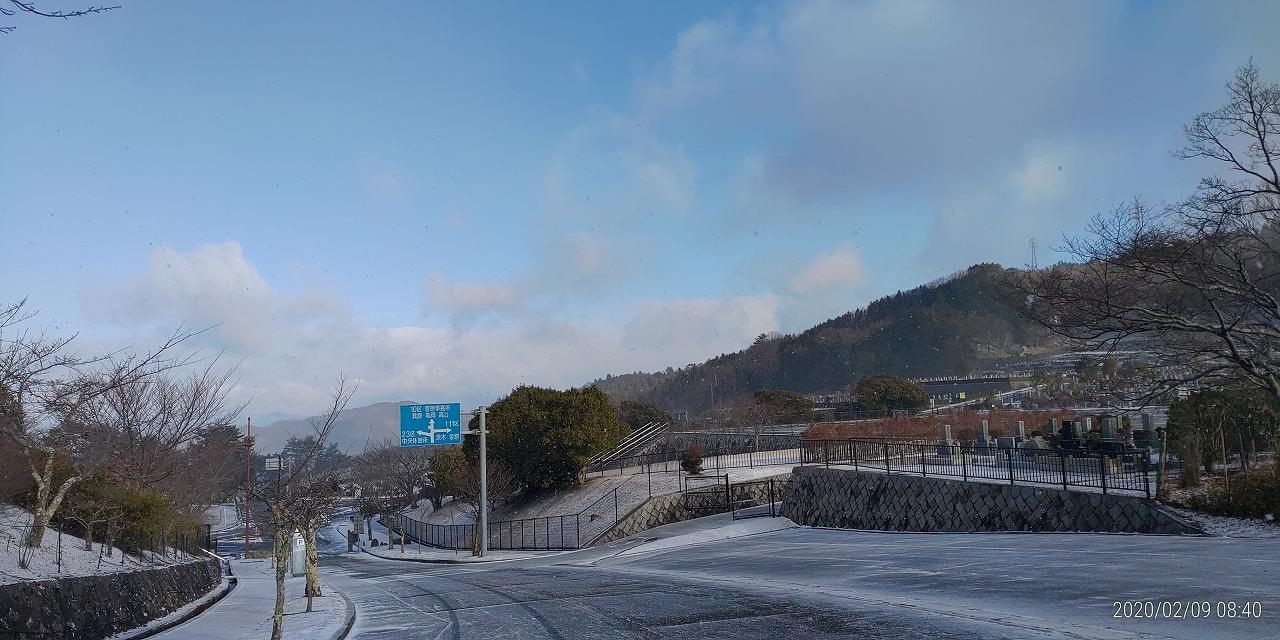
[271,525,289,640]
[23,447,81,548]
[303,523,321,603]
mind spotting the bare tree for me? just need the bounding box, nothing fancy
[248,376,355,639]
[0,1,118,34]
[352,436,436,551]
[1009,63,1280,406]
[0,299,204,547]
[450,456,516,557]
[72,358,245,491]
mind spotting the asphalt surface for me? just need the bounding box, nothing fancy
[318,518,1279,640]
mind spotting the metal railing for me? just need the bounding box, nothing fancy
[391,476,640,551]
[585,437,805,477]
[799,438,1153,497]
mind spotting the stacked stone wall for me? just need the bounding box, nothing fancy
[594,472,791,545]
[0,555,222,640]
[780,466,1198,535]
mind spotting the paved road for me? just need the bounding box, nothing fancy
[319,518,1279,640]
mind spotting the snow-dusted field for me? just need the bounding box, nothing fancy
[0,505,200,585]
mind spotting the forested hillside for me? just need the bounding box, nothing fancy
[591,264,1050,413]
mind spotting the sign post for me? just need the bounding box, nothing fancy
[399,402,488,556]
[399,404,462,446]
[476,406,488,557]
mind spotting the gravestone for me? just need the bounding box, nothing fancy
[1046,418,1059,438]
[1060,420,1084,450]
[1099,416,1116,440]
[1015,421,1027,443]
[937,424,958,458]
[996,436,1017,449]
[1019,435,1050,450]
[975,420,996,452]
[1081,416,1093,433]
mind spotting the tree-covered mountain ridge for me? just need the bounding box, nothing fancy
[590,264,1051,414]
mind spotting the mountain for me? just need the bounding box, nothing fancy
[591,264,1051,413]
[250,401,416,454]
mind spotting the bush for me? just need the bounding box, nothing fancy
[468,385,626,491]
[1184,473,1280,520]
[681,442,704,475]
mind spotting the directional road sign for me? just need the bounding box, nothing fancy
[400,403,462,446]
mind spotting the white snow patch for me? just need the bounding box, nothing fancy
[0,505,201,585]
[1160,505,1280,538]
[617,517,797,557]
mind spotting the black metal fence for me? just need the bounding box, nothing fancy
[800,438,1153,497]
[585,438,804,477]
[730,478,782,519]
[391,478,638,551]
[683,475,729,518]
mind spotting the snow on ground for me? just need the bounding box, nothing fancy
[422,500,471,525]
[0,505,200,585]
[142,558,349,640]
[409,460,796,533]
[616,517,797,558]
[1160,504,1280,538]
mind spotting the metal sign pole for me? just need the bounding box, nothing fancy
[478,406,488,557]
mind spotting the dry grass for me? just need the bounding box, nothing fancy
[802,409,1080,442]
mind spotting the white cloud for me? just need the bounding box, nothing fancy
[81,241,347,354]
[1009,150,1071,205]
[788,248,863,295]
[424,272,521,313]
[84,243,786,417]
[622,296,780,353]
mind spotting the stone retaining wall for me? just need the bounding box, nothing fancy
[780,466,1199,535]
[0,555,223,640]
[594,472,791,545]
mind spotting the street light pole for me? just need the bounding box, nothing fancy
[477,406,488,557]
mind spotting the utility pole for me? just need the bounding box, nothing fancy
[244,417,254,558]
[476,407,489,557]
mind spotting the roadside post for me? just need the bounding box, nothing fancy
[476,407,488,557]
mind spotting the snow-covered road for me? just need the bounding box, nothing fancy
[317,516,1279,639]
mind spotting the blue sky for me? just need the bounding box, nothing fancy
[2,1,1278,418]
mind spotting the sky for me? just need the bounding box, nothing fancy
[2,1,1278,420]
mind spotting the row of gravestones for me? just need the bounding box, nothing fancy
[937,415,1160,457]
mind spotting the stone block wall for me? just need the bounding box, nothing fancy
[780,466,1198,535]
[0,555,222,640]
[594,472,791,545]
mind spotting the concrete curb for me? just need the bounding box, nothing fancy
[116,554,236,640]
[357,544,562,565]
[330,586,356,640]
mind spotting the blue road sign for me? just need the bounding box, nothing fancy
[400,403,462,446]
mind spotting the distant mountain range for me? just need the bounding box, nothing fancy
[250,401,414,454]
[590,264,1053,414]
